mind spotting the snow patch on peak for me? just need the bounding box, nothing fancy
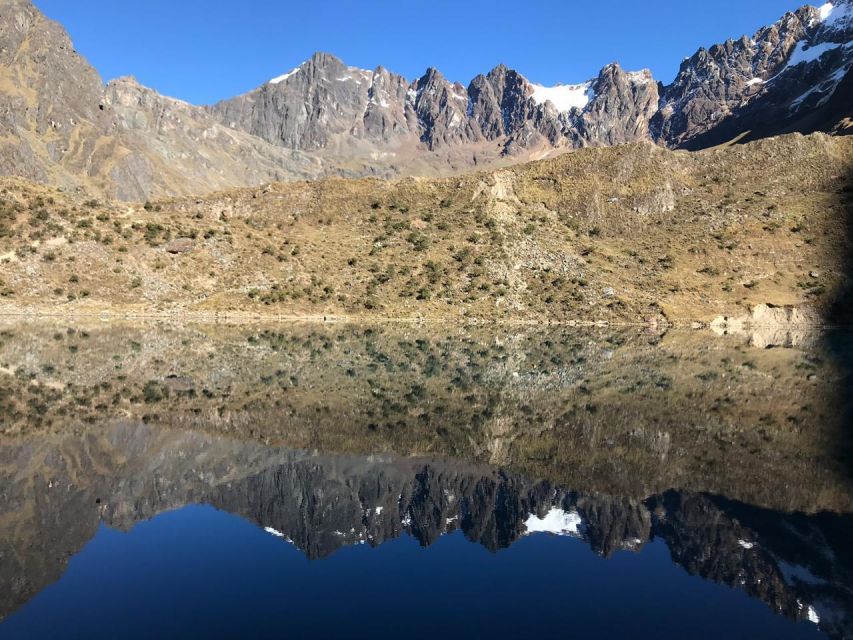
[270,64,303,85]
[790,63,849,108]
[524,508,583,536]
[785,41,844,69]
[530,82,594,113]
[819,1,853,29]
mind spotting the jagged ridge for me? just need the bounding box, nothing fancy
[0,0,851,200]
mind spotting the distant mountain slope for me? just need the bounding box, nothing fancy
[0,0,851,200]
[0,0,326,200]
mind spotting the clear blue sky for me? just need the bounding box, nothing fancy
[33,0,808,105]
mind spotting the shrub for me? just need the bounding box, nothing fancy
[407,232,429,252]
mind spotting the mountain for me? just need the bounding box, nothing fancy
[656,0,853,147]
[0,0,327,200]
[210,2,852,159]
[207,52,661,159]
[0,0,851,200]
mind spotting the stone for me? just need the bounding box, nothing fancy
[165,238,194,254]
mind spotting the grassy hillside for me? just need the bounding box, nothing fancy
[0,133,850,323]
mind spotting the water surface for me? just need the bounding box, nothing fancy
[0,322,850,638]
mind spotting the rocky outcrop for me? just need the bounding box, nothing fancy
[409,67,480,150]
[575,64,659,146]
[468,64,536,141]
[711,304,822,347]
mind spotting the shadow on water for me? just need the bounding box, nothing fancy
[826,163,853,484]
[828,164,853,325]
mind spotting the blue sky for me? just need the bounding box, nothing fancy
[34,0,807,105]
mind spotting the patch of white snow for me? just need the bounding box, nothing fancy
[780,561,827,586]
[808,606,821,624]
[785,41,843,69]
[790,64,850,108]
[821,0,853,28]
[530,82,593,113]
[524,508,583,536]
[269,65,303,85]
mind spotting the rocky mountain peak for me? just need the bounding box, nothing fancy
[814,0,853,40]
[409,67,477,149]
[658,1,853,148]
[651,3,837,146]
[467,64,534,141]
[574,62,660,146]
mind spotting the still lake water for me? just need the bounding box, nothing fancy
[0,322,850,639]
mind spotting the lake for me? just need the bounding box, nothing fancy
[0,321,850,639]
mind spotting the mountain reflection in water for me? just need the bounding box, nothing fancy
[0,322,850,639]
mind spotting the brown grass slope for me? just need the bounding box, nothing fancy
[0,132,851,323]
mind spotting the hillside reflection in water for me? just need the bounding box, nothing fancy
[0,322,850,639]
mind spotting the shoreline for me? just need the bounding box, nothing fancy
[0,307,846,330]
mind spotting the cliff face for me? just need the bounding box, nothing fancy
[0,0,109,187]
